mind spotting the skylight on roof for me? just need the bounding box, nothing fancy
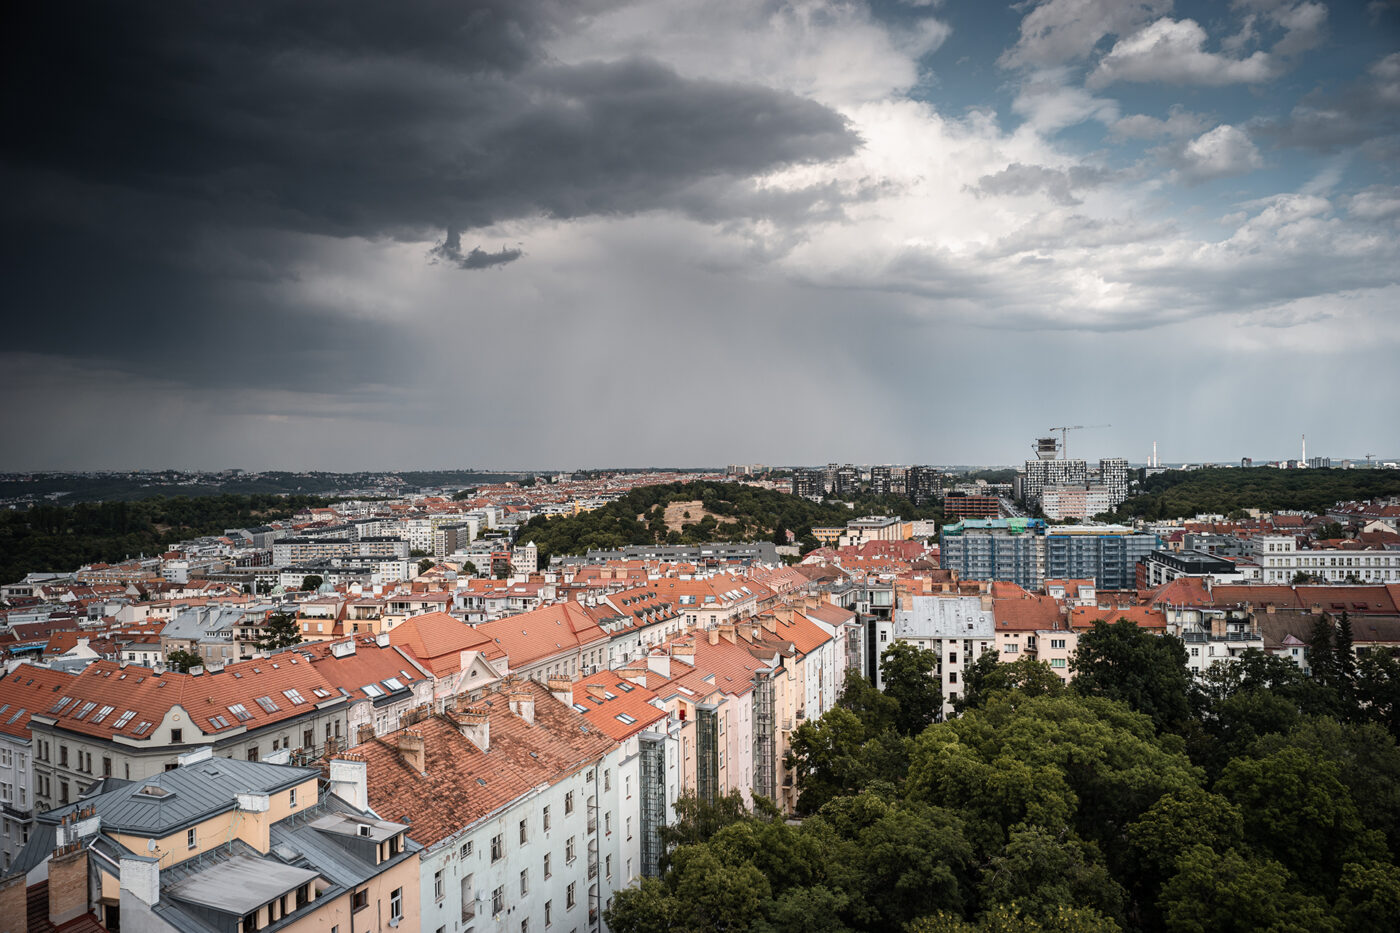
[383,678,405,691]
[572,703,589,712]
[209,715,229,729]
[255,696,280,713]
[6,707,25,725]
[132,721,154,736]
[616,713,637,725]
[91,705,115,724]
[49,697,74,714]
[112,710,136,729]
[73,701,97,720]
[362,684,384,698]
[283,688,306,706]
[312,688,331,698]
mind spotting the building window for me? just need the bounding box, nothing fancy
[187,828,197,849]
[606,854,612,878]
[492,885,505,915]
[566,882,576,909]
[565,791,574,814]
[948,672,957,684]
[544,852,552,878]
[520,818,528,844]
[171,729,182,743]
[434,870,444,901]
[390,887,403,922]
[491,833,503,862]
[520,869,528,896]
[543,805,551,832]
[545,900,553,926]
[566,836,576,862]
[352,890,369,912]
[289,788,298,808]
[604,769,611,792]
[461,840,473,858]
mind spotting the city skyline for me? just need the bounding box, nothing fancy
[3,1,1397,470]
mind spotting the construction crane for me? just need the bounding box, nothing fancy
[1047,424,1111,460]
[1366,453,1376,468]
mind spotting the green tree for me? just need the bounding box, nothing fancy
[1308,614,1339,685]
[837,671,900,735]
[418,557,434,575]
[658,790,754,862]
[1215,745,1382,892]
[460,560,480,576]
[165,648,204,672]
[785,708,874,815]
[880,642,943,736]
[255,610,303,652]
[1334,861,1400,933]
[1156,845,1337,933]
[957,652,1065,714]
[300,574,323,591]
[977,826,1126,926]
[1356,650,1400,740]
[1071,620,1191,733]
[409,548,429,558]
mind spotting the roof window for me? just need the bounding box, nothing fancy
[255,696,280,713]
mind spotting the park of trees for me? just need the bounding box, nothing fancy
[606,620,1400,933]
[513,482,943,561]
[1109,466,1400,522]
[0,493,337,585]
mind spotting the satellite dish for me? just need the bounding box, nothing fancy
[147,839,157,852]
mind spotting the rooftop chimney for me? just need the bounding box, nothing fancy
[547,677,573,707]
[48,844,90,927]
[0,874,27,933]
[330,639,356,658]
[328,756,369,810]
[456,707,491,752]
[397,730,426,774]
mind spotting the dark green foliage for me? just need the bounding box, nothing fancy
[512,481,934,560]
[299,574,323,592]
[255,610,302,652]
[880,642,944,736]
[0,493,336,585]
[1071,620,1191,733]
[957,652,1066,714]
[619,636,1400,933]
[165,648,203,673]
[1109,466,1400,522]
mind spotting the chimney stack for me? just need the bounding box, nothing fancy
[397,730,426,774]
[456,707,491,752]
[547,677,573,707]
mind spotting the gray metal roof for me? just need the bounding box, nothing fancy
[40,758,317,836]
[165,853,320,914]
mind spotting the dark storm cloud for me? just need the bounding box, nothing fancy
[1,0,856,390]
[430,230,523,270]
[4,1,856,238]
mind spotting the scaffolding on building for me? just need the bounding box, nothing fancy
[751,670,776,803]
[639,734,667,878]
[695,704,719,803]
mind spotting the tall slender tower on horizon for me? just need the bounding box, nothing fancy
[1303,434,1307,464]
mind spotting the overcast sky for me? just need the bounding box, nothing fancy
[3,0,1397,471]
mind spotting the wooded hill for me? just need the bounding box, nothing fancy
[0,494,335,585]
[1109,467,1400,521]
[513,482,941,560]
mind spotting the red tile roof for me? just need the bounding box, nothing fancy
[0,665,79,739]
[359,680,617,846]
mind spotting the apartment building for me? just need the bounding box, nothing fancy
[906,466,943,505]
[0,666,77,872]
[5,752,418,932]
[358,679,621,933]
[26,658,351,811]
[885,593,995,718]
[1252,534,1400,584]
